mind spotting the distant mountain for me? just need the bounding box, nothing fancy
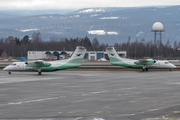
[69,7,135,14]
[0,6,180,45]
[0,9,75,17]
[0,13,18,19]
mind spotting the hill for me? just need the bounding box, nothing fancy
[0,6,180,44]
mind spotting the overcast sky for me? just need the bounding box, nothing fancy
[0,0,180,10]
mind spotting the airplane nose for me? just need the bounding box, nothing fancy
[3,67,8,71]
[173,65,177,68]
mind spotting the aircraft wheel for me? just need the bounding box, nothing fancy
[38,72,42,75]
[146,68,148,71]
[170,68,172,71]
[142,69,145,72]
[9,71,11,75]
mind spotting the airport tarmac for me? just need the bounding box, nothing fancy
[0,70,180,120]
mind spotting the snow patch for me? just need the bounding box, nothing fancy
[79,8,105,13]
[39,16,47,19]
[87,30,118,35]
[107,32,118,35]
[91,14,100,17]
[74,15,80,18]
[54,32,64,35]
[97,58,107,61]
[136,31,144,36]
[19,29,39,32]
[100,17,119,19]
[88,30,106,35]
[69,15,80,18]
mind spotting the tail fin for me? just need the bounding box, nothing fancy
[68,46,86,65]
[106,47,122,64]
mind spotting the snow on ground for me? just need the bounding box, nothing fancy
[87,30,118,35]
[69,15,80,18]
[18,29,39,32]
[107,32,118,35]
[79,8,105,13]
[136,31,144,36]
[100,17,119,19]
[39,16,47,19]
[74,15,80,18]
[88,30,106,35]
[90,14,100,17]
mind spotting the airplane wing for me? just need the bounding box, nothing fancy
[134,59,156,65]
[25,60,51,69]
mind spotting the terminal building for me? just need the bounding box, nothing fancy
[27,50,126,61]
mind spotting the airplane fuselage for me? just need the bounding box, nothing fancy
[111,58,176,69]
[3,60,81,72]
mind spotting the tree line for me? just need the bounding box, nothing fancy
[0,32,180,60]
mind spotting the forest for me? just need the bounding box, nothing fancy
[0,32,180,60]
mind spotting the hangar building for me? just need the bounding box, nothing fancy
[27,50,126,61]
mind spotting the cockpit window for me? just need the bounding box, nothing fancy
[10,63,16,66]
[165,62,169,64]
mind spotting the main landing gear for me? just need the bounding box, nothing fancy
[142,68,148,71]
[8,71,11,75]
[38,69,42,75]
[38,71,41,75]
[142,65,148,72]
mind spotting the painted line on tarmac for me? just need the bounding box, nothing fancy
[158,111,180,119]
[0,82,166,106]
[128,104,180,117]
[0,78,176,107]
[0,77,64,84]
[0,96,65,106]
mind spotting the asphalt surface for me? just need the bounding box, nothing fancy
[0,70,180,120]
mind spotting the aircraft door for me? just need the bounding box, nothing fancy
[157,62,161,68]
[19,63,25,71]
[151,63,157,68]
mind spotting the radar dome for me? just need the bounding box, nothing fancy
[152,22,164,31]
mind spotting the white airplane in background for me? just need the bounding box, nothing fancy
[106,47,176,71]
[3,46,86,75]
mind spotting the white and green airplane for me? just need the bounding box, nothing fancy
[106,47,176,71]
[3,46,86,75]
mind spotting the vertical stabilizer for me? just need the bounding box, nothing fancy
[106,47,122,64]
[68,46,86,65]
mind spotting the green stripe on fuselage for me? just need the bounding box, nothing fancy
[41,58,83,72]
[109,57,142,69]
